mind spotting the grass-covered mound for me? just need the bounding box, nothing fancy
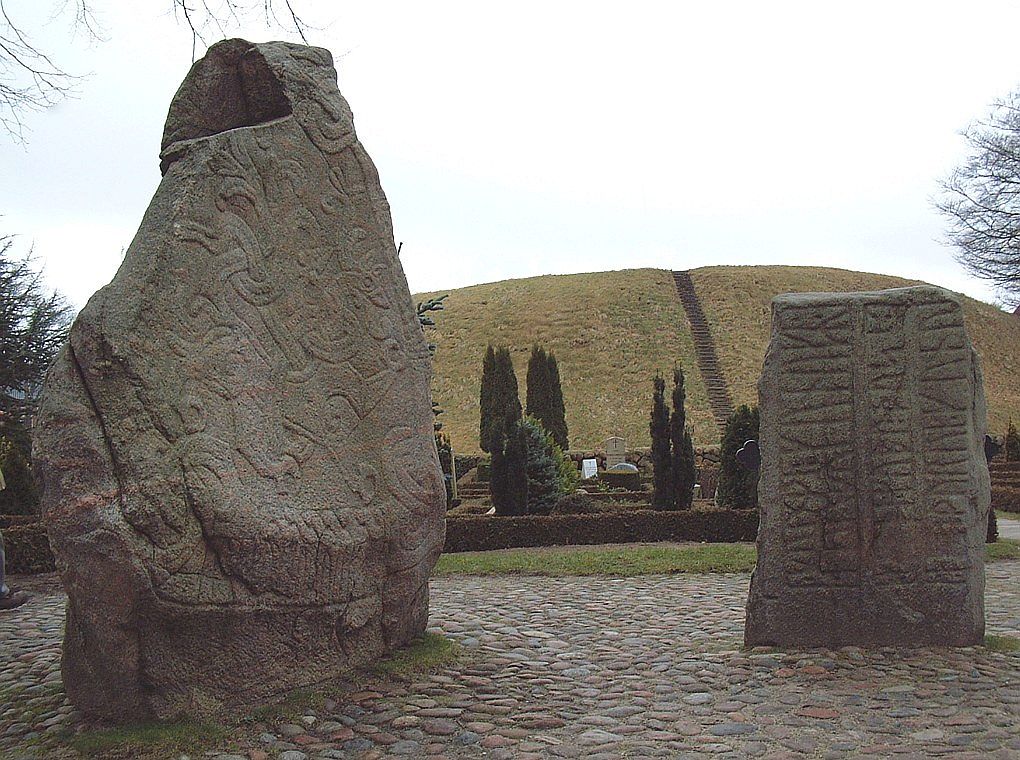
[417,266,1020,451]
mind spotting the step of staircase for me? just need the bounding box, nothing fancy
[672,270,735,434]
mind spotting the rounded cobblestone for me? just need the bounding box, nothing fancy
[2,562,1020,757]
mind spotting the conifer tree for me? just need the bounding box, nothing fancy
[525,345,550,424]
[494,346,522,429]
[502,416,529,515]
[485,348,524,511]
[479,344,497,452]
[717,405,760,509]
[525,346,569,452]
[520,416,563,513]
[545,352,569,451]
[480,345,521,453]
[1,236,73,455]
[490,442,509,514]
[650,372,672,510]
[670,366,697,510]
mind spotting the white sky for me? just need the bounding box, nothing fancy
[4,0,1020,310]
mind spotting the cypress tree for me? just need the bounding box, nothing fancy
[670,366,697,510]
[717,405,760,508]
[480,345,521,453]
[490,442,509,514]
[479,344,497,453]
[525,345,550,424]
[503,417,529,515]
[650,372,672,510]
[494,346,522,429]
[525,346,569,452]
[486,349,523,512]
[546,352,569,451]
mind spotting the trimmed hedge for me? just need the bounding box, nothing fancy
[3,522,55,575]
[444,509,759,552]
[0,514,42,529]
[992,486,1020,513]
[600,471,641,490]
[578,490,649,503]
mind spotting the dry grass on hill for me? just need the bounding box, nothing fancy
[692,265,1020,441]
[416,269,713,455]
[417,266,1020,453]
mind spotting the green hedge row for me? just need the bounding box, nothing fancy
[443,509,759,553]
[599,471,641,490]
[4,522,55,575]
[0,514,41,529]
[993,486,1020,513]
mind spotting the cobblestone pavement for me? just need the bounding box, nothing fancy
[2,563,1020,759]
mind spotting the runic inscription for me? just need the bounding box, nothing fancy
[744,286,988,647]
[33,39,445,721]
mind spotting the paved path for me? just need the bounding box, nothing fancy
[2,565,1020,759]
[997,513,1020,540]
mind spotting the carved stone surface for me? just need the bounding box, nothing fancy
[745,286,988,647]
[33,39,445,721]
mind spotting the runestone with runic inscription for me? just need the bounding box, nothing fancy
[33,39,445,721]
[744,286,989,647]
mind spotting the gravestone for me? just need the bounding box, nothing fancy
[33,39,445,721]
[745,286,988,647]
[605,436,627,469]
[582,458,598,480]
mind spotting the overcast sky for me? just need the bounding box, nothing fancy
[4,0,1020,310]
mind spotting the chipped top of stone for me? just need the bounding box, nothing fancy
[159,38,344,172]
[772,285,960,307]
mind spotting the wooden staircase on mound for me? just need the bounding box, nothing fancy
[671,270,735,435]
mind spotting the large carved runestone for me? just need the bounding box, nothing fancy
[33,39,445,721]
[745,286,988,647]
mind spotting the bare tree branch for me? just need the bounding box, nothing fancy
[0,1,314,141]
[936,88,1020,308]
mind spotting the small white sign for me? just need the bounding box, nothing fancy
[582,458,598,479]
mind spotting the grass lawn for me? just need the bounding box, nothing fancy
[987,538,1020,560]
[436,539,1020,577]
[435,542,757,576]
[70,721,229,759]
[985,634,1020,653]
[374,632,458,678]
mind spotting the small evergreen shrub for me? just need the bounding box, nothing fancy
[717,405,760,509]
[0,437,38,516]
[549,492,601,515]
[1006,420,1020,462]
[993,485,1020,513]
[519,416,578,514]
[521,416,562,513]
[3,522,54,574]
